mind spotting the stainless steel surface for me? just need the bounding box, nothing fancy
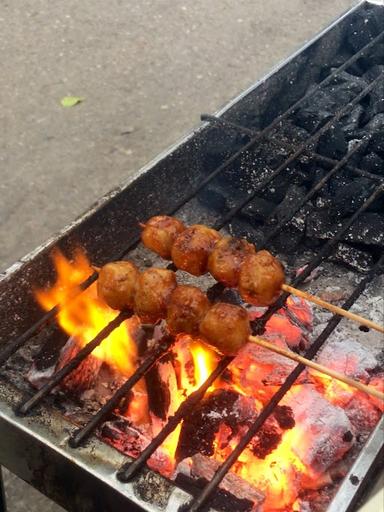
[328,416,384,512]
[0,1,383,511]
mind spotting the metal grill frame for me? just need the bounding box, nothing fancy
[0,2,383,511]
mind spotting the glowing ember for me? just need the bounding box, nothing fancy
[34,248,380,511]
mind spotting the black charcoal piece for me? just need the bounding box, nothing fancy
[341,104,365,135]
[201,127,247,173]
[360,152,384,175]
[228,218,263,245]
[197,184,227,213]
[347,9,381,53]
[295,89,336,133]
[307,211,384,247]
[363,64,384,82]
[364,44,384,68]
[329,243,374,273]
[270,226,304,255]
[324,71,368,104]
[240,196,276,223]
[369,80,384,117]
[330,178,375,216]
[269,184,307,225]
[317,123,348,159]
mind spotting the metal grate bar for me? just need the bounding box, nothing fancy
[69,333,175,448]
[187,254,384,512]
[212,73,383,231]
[17,310,131,415]
[2,33,382,366]
[116,356,233,482]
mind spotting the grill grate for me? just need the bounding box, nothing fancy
[2,19,384,512]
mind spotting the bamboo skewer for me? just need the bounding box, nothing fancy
[282,284,384,335]
[249,335,384,401]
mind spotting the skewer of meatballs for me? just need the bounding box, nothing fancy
[97,260,384,400]
[140,216,383,334]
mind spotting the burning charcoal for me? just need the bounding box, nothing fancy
[101,419,150,458]
[197,184,227,213]
[329,243,373,273]
[145,354,177,421]
[250,418,282,459]
[175,389,257,462]
[285,386,354,478]
[317,123,348,159]
[274,405,295,430]
[240,196,276,223]
[347,10,381,53]
[56,337,102,394]
[316,339,378,383]
[229,340,307,398]
[360,152,384,175]
[175,453,264,511]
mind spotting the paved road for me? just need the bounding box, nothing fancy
[1,1,354,510]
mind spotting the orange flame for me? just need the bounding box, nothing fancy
[35,248,138,376]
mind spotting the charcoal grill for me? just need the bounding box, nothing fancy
[1,1,384,511]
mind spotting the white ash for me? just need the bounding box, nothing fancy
[285,386,354,479]
[316,338,379,382]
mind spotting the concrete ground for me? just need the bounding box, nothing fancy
[1,1,356,510]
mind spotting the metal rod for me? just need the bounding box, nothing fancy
[252,183,384,332]
[17,310,131,415]
[116,356,233,482]
[187,255,384,512]
[3,33,382,366]
[69,333,175,448]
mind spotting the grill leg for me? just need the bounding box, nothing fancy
[0,467,6,512]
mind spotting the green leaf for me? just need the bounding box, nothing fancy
[60,96,85,108]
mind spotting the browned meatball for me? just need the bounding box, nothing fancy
[167,285,211,335]
[207,237,256,287]
[97,261,139,310]
[171,224,221,276]
[199,303,251,355]
[238,250,285,307]
[141,215,186,259]
[134,268,177,323]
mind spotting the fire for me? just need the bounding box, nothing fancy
[35,248,362,511]
[35,248,138,376]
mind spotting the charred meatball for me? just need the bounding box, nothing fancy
[199,303,251,356]
[207,237,256,287]
[134,268,177,323]
[97,261,139,310]
[171,224,221,276]
[141,215,185,259]
[167,285,211,335]
[238,250,285,307]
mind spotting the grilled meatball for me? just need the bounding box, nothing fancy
[167,285,211,335]
[141,215,185,259]
[238,250,285,307]
[97,261,139,310]
[207,237,256,287]
[171,224,221,276]
[134,268,177,323]
[199,303,251,356]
